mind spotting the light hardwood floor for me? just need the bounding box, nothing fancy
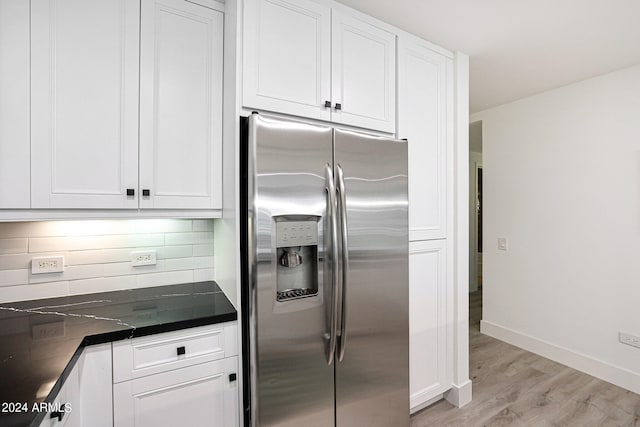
[411,291,640,426]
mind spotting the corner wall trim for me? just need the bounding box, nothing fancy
[481,320,640,395]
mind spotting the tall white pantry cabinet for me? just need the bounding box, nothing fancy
[242,0,462,414]
[397,33,456,412]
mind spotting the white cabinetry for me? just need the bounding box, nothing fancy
[30,0,140,209]
[0,0,30,209]
[409,240,452,411]
[243,0,396,133]
[399,33,455,412]
[39,343,113,427]
[28,0,223,211]
[398,35,453,241]
[139,0,223,210]
[113,323,239,427]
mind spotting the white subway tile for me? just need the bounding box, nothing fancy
[193,243,214,257]
[0,254,33,270]
[136,270,193,288]
[165,232,213,246]
[0,222,54,238]
[67,248,132,265]
[156,245,192,259]
[192,219,214,232]
[102,234,166,249]
[104,261,158,277]
[0,281,69,303]
[193,268,215,282]
[0,269,29,287]
[0,238,28,255]
[29,233,165,252]
[131,219,192,233]
[193,256,214,269]
[29,236,102,252]
[69,276,137,295]
[28,264,104,284]
[161,258,198,271]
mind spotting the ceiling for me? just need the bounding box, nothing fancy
[335,0,640,113]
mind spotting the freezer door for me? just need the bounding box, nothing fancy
[248,114,335,426]
[334,128,409,426]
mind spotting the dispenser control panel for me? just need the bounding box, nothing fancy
[275,221,318,247]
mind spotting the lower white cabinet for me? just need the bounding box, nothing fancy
[409,239,453,412]
[113,322,239,427]
[113,357,238,427]
[40,322,238,427]
[39,343,113,427]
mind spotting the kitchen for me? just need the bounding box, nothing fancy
[4,0,462,425]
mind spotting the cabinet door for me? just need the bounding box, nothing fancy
[31,0,140,209]
[0,0,30,208]
[114,356,238,427]
[139,0,223,210]
[398,37,452,240]
[243,0,331,120]
[409,240,452,411]
[331,11,396,133]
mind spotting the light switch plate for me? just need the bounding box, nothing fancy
[497,237,508,251]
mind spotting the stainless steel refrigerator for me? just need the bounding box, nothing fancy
[241,113,409,426]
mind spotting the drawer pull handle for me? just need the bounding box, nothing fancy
[229,373,237,382]
[50,408,65,422]
[177,346,186,356]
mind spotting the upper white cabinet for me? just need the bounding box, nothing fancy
[243,0,396,133]
[0,0,30,209]
[31,0,140,209]
[28,0,223,211]
[139,0,223,210]
[398,35,453,241]
[330,10,396,133]
[242,0,332,122]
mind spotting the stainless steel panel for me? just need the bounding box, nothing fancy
[248,114,335,427]
[334,128,409,426]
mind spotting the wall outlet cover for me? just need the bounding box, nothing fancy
[131,250,157,267]
[31,256,65,274]
[619,332,640,349]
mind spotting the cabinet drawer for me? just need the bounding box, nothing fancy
[113,322,237,383]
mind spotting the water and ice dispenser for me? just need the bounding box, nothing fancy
[274,216,319,302]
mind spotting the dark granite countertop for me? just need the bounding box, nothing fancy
[0,281,237,427]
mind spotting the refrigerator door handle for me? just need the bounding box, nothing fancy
[336,164,349,362]
[325,163,339,366]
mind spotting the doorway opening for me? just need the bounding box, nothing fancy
[469,120,483,331]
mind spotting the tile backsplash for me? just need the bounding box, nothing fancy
[0,219,214,303]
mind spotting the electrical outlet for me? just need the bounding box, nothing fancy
[32,321,65,340]
[619,332,640,349]
[31,256,65,274]
[131,250,157,267]
[497,237,508,251]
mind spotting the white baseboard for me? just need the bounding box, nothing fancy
[444,380,472,407]
[481,320,640,395]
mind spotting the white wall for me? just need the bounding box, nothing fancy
[0,219,215,303]
[473,64,640,394]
